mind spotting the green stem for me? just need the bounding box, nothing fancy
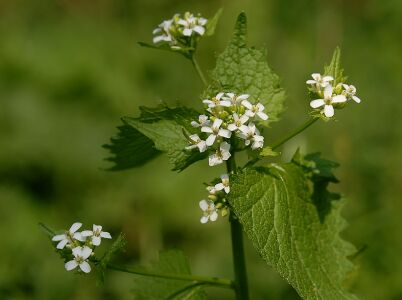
[190,55,208,86]
[271,116,319,150]
[106,263,234,288]
[226,152,250,300]
[39,223,234,289]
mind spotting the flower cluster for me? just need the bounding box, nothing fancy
[52,222,112,273]
[153,12,207,48]
[199,174,230,224]
[307,73,361,118]
[186,92,268,167]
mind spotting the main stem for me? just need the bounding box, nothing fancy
[226,152,250,300]
[190,55,207,86]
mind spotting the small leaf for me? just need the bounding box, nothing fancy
[103,121,161,171]
[205,8,223,36]
[205,12,286,123]
[228,158,358,299]
[260,146,279,157]
[104,105,207,172]
[132,250,206,300]
[324,47,347,85]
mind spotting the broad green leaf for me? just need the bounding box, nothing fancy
[205,12,286,123]
[228,160,358,300]
[132,250,206,300]
[103,121,161,171]
[104,105,207,172]
[324,47,347,85]
[205,8,223,36]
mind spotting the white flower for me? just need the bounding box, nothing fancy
[310,85,347,118]
[225,93,250,105]
[342,84,361,103]
[191,114,210,128]
[52,222,85,249]
[227,113,249,132]
[199,200,218,223]
[81,225,112,246]
[208,142,231,166]
[206,185,217,195]
[215,174,230,193]
[241,100,269,120]
[306,73,334,88]
[153,19,175,44]
[203,92,231,109]
[177,12,207,37]
[201,119,232,146]
[185,134,207,152]
[238,123,264,149]
[65,246,92,273]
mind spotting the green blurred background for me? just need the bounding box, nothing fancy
[0,0,401,299]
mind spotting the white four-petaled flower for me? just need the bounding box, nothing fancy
[225,93,250,105]
[52,222,85,249]
[241,100,269,120]
[177,12,207,37]
[239,123,264,149]
[310,85,347,118]
[191,114,210,128]
[153,19,175,44]
[203,92,231,109]
[215,174,230,193]
[199,199,218,223]
[81,224,112,246]
[306,73,334,88]
[208,142,231,166]
[185,134,207,152]
[342,84,361,103]
[202,119,232,146]
[227,113,249,132]
[65,246,93,273]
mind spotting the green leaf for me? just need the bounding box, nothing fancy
[132,250,206,300]
[205,8,223,36]
[103,121,161,171]
[324,47,347,85]
[104,105,207,172]
[205,12,286,123]
[228,160,358,299]
[260,146,280,157]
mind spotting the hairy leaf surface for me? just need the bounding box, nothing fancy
[132,250,206,300]
[228,160,358,300]
[206,12,286,123]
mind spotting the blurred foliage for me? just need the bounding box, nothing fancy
[0,0,401,299]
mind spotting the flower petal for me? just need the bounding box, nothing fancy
[81,230,93,237]
[206,134,217,146]
[193,25,205,35]
[199,200,209,211]
[352,96,361,103]
[69,222,82,233]
[200,216,209,224]
[218,129,232,139]
[227,124,237,131]
[210,211,218,222]
[65,260,78,271]
[324,85,333,98]
[241,100,252,109]
[324,105,334,118]
[56,239,68,250]
[100,232,112,239]
[332,95,347,103]
[310,99,325,108]
[197,141,207,153]
[215,183,224,191]
[52,234,66,241]
[82,246,93,259]
[79,261,91,273]
[257,112,268,120]
[92,236,101,246]
[213,118,223,128]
